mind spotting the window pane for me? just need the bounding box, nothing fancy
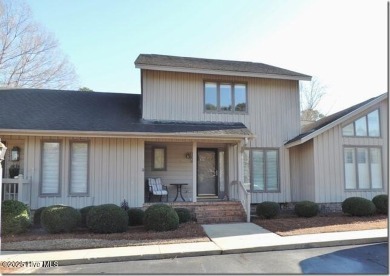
[342,123,355,136]
[252,150,264,190]
[42,142,60,194]
[344,148,356,189]
[205,82,217,111]
[266,150,278,191]
[370,148,382,189]
[357,148,370,189]
[220,84,232,111]
[153,148,166,170]
[70,143,88,194]
[234,84,247,112]
[355,117,367,136]
[367,110,380,137]
[243,150,250,190]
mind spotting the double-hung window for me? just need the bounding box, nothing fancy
[69,142,89,195]
[41,141,61,195]
[243,148,279,192]
[204,82,247,113]
[344,147,383,190]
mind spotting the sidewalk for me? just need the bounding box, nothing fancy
[0,223,387,266]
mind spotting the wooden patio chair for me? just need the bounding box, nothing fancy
[147,178,168,202]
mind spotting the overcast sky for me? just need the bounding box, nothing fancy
[26,0,388,114]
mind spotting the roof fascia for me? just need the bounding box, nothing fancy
[0,129,255,140]
[285,94,388,148]
[135,64,311,81]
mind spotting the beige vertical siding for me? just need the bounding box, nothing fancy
[145,142,193,201]
[142,70,301,203]
[290,140,315,202]
[313,100,388,203]
[1,135,145,209]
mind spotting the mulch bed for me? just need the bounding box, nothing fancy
[2,222,210,251]
[252,212,388,236]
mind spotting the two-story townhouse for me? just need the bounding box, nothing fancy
[0,54,386,222]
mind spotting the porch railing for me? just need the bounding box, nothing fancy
[2,174,30,205]
[230,181,251,222]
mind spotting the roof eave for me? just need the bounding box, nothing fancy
[0,129,255,140]
[135,64,312,81]
[285,93,388,148]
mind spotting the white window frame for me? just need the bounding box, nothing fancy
[40,141,62,196]
[343,146,383,190]
[204,81,248,114]
[69,141,89,196]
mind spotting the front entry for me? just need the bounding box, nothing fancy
[197,149,218,197]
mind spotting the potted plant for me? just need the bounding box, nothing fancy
[9,164,20,178]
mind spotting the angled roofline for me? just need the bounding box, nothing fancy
[0,128,255,140]
[135,54,312,81]
[285,93,388,148]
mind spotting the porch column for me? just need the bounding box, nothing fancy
[237,142,242,183]
[192,142,197,202]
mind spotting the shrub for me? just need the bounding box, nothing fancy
[294,201,319,218]
[372,195,388,215]
[127,208,145,226]
[1,200,31,234]
[86,204,128,233]
[33,207,46,226]
[174,208,191,223]
[41,205,81,233]
[144,204,179,231]
[256,202,280,219]
[79,206,95,227]
[342,197,376,216]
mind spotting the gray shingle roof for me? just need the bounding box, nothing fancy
[0,89,252,137]
[285,93,387,145]
[135,54,311,80]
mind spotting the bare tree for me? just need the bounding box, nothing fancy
[0,0,78,89]
[300,77,327,122]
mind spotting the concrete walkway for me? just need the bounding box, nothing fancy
[0,223,387,266]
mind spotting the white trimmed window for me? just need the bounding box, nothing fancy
[70,142,89,195]
[344,147,383,190]
[204,82,247,113]
[41,142,61,195]
[342,109,380,137]
[243,148,279,192]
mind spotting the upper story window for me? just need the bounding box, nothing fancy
[342,109,380,137]
[204,82,247,113]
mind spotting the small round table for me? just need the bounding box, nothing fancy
[170,183,188,202]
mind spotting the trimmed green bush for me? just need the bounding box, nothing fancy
[342,197,376,216]
[86,204,128,233]
[372,195,388,215]
[127,208,145,226]
[294,201,319,218]
[174,208,191,223]
[256,201,280,219]
[33,207,46,226]
[144,204,179,231]
[1,200,31,234]
[79,206,95,227]
[41,205,81,233]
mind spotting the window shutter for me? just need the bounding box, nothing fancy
[70,142,88,194]
[42,142,60,194]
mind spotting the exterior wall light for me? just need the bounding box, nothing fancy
[11,146,20,161]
